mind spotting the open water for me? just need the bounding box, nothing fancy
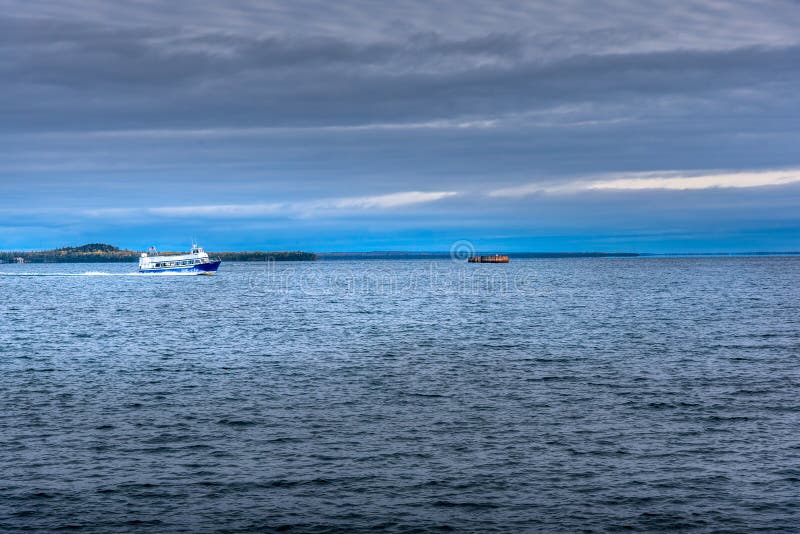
[1,258,799,532]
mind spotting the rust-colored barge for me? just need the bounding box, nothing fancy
[468,254,509,263]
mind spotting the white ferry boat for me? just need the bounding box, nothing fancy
[138,244,221,274]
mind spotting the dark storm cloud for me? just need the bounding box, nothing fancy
[2,13,799,133]
[0,16,526,86]
[5,0,800,49]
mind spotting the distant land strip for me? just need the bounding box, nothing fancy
[316,251,643,260]
[0,244,316,263]
[317,251,800,261]
[314,251,799,259]
[2,245,798,263]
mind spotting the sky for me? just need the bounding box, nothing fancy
[1,0,799,252]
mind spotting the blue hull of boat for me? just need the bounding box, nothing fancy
[139,260,221,275]
[195,260,221,273]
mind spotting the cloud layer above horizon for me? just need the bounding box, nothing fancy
[1,0,799,252]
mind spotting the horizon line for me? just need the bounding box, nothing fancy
[2,244,800,257]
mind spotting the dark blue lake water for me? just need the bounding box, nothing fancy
[1,258,799,532]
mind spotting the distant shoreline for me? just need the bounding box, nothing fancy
[316,251,800,260]
[1,244,798,263]
[0,244,316,263]
[316,252,642,260]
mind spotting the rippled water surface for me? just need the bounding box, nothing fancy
[1,258,799,532]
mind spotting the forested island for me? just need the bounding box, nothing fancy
[0,244,317,263]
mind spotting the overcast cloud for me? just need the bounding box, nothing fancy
[1,1,799,251]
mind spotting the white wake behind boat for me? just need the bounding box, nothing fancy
[138,244,221,275]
